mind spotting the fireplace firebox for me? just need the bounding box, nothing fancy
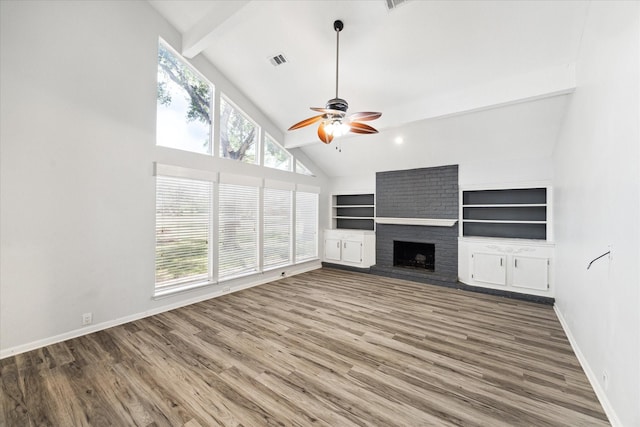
[393,241,435,271]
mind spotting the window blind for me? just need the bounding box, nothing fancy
[155,176,212,290]
[219,183,259,279]
[264,188,292,270]
[295,191,319,262]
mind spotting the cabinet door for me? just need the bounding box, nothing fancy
[342,240,363,263]
[325,238,341,261]
[512,256,548,291]
[472,253,506,285]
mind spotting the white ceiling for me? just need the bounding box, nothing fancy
[148,0,589,177]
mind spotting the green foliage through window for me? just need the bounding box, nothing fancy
[156,41,213,154]
[156,40,304,169]
[264,135,292,171]
[220,97,257,164]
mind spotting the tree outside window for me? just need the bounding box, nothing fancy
[264,134,292,171]
[156,41,212,154]
[219,97,257,164]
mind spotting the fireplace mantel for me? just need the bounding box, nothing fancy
[375,217,458,227]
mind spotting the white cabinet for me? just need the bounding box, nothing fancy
[472,253,507,286]
[459,237,554,297]
[323,229,375,268]
[512,256,549,291]
[325,238,342,262]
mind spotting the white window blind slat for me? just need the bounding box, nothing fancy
[295,192,319,262]
[155,176,212,290]
[264,188,292,270]
[219,183,259,279]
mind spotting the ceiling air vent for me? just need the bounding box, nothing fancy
[385,0,409,11]
[269,53,288,66]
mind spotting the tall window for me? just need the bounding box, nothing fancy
[295,192,319,262]
[156,41,213,154]
[220,96,258,164]
[219,183,259,279]
[264,134,292,171]
[157,40,311,172]
[155,176,212,291]
[264,187,292,269]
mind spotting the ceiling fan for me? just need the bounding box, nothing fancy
[288,20,382,145]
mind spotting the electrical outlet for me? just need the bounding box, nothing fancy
[82,312,93,326]
[222,287,231,293]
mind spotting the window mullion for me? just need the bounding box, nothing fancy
[210,181,219,283]
[258,185,264,273]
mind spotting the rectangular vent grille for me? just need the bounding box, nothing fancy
[269,54,288,66]
[385,0,408,10]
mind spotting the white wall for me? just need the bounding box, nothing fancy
[553,2,639,426]
[327,155,553,199]
[0,0,326,356]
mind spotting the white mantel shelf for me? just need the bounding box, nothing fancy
[375,217,458,227]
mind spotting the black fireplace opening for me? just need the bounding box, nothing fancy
[393,241,435,271]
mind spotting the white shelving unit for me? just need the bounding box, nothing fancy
[331,193,375,231]
[458,185,554,297]
[324,193,376,268]
[461,187,549,240]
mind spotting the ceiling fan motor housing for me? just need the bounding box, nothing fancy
[326,97,348,113]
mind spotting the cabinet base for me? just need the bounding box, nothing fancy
[321,262,371,273]
[458,282,555,305]
[321,265,555,306]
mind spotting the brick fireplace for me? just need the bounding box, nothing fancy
[371,165,459,287]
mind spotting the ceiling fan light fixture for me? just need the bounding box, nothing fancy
[324,119,351,138]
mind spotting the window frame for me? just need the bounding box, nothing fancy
[154,165,218,297]
[218,180,260,280]
[263,184,294,270]
[295,190,319,263]
[218,94,261,165]
[156,39,214,156]
[263,133,293,172]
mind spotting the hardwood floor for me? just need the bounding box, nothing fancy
[1,268,609,426]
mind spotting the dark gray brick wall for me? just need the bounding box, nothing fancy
[376,165,458,219]
[373,165,459,286]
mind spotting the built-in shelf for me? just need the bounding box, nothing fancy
[332,193,375,230]
[461,187,549,240]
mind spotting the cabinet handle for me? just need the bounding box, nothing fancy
[344,242,347,248]
[514,258,518,268]
[500,258,503,267]
[337,242,340,248]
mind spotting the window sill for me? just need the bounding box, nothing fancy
[153,280,216,299]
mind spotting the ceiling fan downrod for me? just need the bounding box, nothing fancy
[334,19,343,100]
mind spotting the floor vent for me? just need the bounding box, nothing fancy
[269,54,288,66]
[385,0,409,11]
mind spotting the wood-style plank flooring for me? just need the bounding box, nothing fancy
[1,268,609,426]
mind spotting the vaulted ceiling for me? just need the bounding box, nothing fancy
[148,0,589,177]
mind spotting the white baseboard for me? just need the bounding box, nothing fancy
[553,305,620,426]
[0,262,321,359]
